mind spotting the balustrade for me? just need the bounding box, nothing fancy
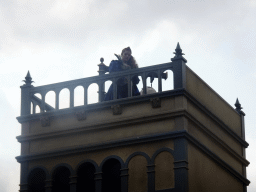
[20,43,187,116]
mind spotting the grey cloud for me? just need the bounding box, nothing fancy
[0,0,255,62]
[0,0,252,43]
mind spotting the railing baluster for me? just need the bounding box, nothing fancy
[84,84,88,105]
[41,92,46,112]
[142,73,147,95]
[32,102,36,114]
[55,90,60,110]
[103,81,105,101]
[98,81,104,102]
[127,75,131,97]
[70,87,74,108]
[25,62,177,111]
[158,70,162,92]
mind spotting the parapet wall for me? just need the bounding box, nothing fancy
[186,66,242,137]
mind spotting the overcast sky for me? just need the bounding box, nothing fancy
[0,0,255,191]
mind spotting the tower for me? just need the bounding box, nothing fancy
[16,44,250,192]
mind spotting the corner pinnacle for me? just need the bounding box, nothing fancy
[23,70,34,85]
[235,98,242,112]
[171,42,187,63]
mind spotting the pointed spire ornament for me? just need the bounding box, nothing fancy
[23,71,34,85]
[235,98,242,112]
[171,42,187,63]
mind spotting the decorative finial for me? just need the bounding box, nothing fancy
[235,98,242,112]
[98,57,107,75]
[23,71,34,85]
[171,42,187,63]
[174,42,184,56]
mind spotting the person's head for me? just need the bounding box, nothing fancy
[121,47,131,63]
[121,47,138,68]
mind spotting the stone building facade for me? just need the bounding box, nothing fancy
[16,44,250,192]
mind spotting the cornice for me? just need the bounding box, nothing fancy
[16,130,187,163]
[184,132,250,186]
[16,88,185,124]
[184,111,250,166]
[183,90,249,148]
[16,109,249,169]
[15,130,250,186]
[17,89,248,149]
[16,109,185,143]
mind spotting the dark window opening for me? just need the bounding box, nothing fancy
[102,158,121,192]
[52,166,70,192]
[28,168,46,192]
[77,162,96,192]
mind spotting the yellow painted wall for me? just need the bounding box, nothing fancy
[188,120,243,174]
[28,139,174,173]
[187,101,242,155]
[186,67,242,137]
[28,97,175,135]
[29,118,175,153]
[155,151,174,190]
[188,144,243,192]
[128,155,148,192]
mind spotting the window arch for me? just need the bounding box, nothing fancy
[152,148,175,190]
[128,155,148,192]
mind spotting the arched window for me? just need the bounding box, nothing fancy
[76,162,96,192]
[155,151,174,190]
[128,155,148,192]
[28,168,46,192]
[52,166,70,192]
[102,158,121,192]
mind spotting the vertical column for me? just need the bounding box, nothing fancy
[127,76,131,97]
[19,162,29,192]
[70,87,74,108]
[55,90,60,110]
[98,81,105,102]
[45,179,52,192]
[171,43,187,90]
[32,102,36,114]
[69,175,77,192]
[20,86,32,116]
[142,73,147,95]
[94,171,102,192]
[172,62,186,89]
[158,70,162,93]
[98,58,107,101]
[20,71,33,116]
[41,92,46,112]
[120,168,128,192]
[84,84,88,105]
[235,99,247,192]
[102,81,106,101]
[173,138,188,192]
[147,164,155,192]
[241,113,247,192]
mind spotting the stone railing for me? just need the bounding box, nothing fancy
[19,43,187,117]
